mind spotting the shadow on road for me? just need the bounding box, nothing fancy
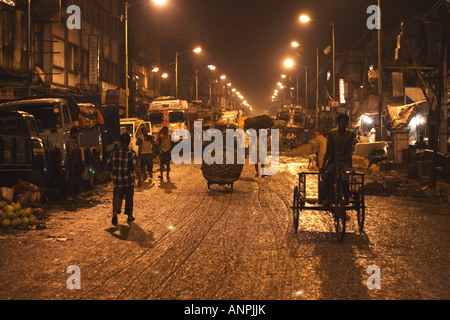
[285,226,375,299]
[158,180,177,194]
[105,222,155,248]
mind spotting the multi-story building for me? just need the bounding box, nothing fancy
[0,0,163,117]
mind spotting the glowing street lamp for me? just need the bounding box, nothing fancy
[284,58,295,68]
[175,46,202,98]
[299,14,310,23]
[291,41,300,48]
[299,13,335,102]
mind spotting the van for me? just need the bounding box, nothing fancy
[119,118,152,154]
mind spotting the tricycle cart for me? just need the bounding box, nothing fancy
[292,170,366,242]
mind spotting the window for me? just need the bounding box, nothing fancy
[169,111,186,123]
[24,116,39,137]
[16,105,61,131]
[82,49,89,76]
[148,112,164,124]
[68,43,79,72]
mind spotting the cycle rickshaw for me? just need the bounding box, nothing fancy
[292,169,366,242]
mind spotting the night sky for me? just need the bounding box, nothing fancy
[161,0,438,112]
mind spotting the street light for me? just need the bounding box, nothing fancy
[207,65,216,103]
[124,0,166,118]
[299,15,310,23]
[284,58,295,68]
[175,46,202,99]
[299,14,335,103]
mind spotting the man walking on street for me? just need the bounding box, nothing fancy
[108,133,142,225]
[65,127,82,201]
[320,114,355,206]
[157,126,172,181]
[137,127,155,180]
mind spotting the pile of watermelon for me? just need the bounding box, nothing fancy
[0,203,40,228]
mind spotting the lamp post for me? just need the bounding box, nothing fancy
[299,15,335,101]
[124,0,166,118]
[377,0,383,141]
[175,47,202,99]
[316,46,319,129]
[207,65,216,103]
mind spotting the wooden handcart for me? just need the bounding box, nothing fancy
[292,170,366,242]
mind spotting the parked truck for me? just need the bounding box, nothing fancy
[0,110,46,192]
[0,95,118,196]
[276,105,307,149]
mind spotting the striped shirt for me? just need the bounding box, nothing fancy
[108,146,139,187]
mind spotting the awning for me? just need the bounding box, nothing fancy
[387,99,427,129]
[350,95,380,126]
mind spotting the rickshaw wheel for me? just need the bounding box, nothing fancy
[293,186,299,231]
[334,178,346,243]
[357,204,365,232]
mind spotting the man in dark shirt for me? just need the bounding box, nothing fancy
[107,133,142,225]
[320,114,355,206]
[415,136,427,149]
[65,127,82,201]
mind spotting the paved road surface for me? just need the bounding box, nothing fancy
[0,156,448,300]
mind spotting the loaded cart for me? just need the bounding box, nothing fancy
[201,161,243,190]
[201,121,243,190]
[292,170,366,242]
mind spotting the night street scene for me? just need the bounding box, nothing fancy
[0,0,449,313]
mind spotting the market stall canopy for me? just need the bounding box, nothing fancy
[387,99,427,129]
[350,95,381,127]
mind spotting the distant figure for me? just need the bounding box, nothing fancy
[157,126,172,181]
[359,132,370,143]
[107,133,142,225]
[137,127,154,180]
[254,129,269,177]
[312,129,328,169]
[415,136,427,149]
[369,128,376,143]
[65,127,82,201]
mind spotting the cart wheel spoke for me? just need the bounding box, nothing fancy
[357,204,365,232]
[293,186,299,231]
[334,177,346,242]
